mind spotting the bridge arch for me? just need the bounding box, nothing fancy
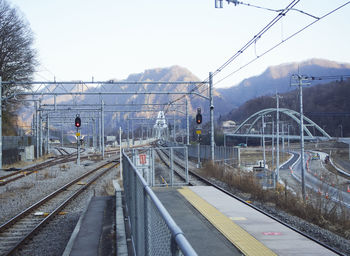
[230,108,331,141]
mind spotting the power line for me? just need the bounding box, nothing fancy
[214,1,350,87]
[165,0,300,108]
[212,0,300,78]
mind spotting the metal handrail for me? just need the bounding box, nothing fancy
[123,152,197,255]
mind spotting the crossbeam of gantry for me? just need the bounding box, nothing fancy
[1,80,209,101]
[0,78,213,168]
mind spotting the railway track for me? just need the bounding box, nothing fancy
[0,148,91,186]
[155,147,204,186]
[0,159,119,256]
[55,147,70,156]
[155,143,343,256]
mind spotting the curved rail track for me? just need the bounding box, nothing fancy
[155,143,344,256]
[0,159,119,256]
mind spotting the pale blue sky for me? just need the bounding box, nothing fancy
[9,0,350,88]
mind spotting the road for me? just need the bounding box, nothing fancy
[286,151,350,208]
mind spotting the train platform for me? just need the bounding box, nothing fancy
[62,196,116,256]
[154,186,337,256]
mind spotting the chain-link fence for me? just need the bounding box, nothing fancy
[122,152,197,256]
[163,141,239,165]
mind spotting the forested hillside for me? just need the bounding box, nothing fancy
[220,79,350,137]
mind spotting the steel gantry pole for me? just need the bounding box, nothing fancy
[98,115,102,152]
[92,118,96,149]
[209,72,215,161]
[127,119,130,147]
[0,76,2,169]
[46,114,50,154]
[31,115,35,136]
[173,110,176,143]
[131,119,134,146]
[119,126,122,179]
[35,101,39,158]
[61,122,64,147]
[186,98,189,145]
[39,106,43,157]
[101,100,105,158]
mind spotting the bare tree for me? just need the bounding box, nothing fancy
[0,0,37,134]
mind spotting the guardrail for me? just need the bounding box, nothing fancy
[122,152,197,256]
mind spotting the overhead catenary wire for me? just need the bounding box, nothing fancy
[211,0,300,79]
[236,1,320,20]
[164,0,300,109]
[214,1,350,87]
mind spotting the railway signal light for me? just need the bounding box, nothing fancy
[75,115,81,128]
[196,108,202,125]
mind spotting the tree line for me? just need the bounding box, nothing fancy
[0,0,37,135]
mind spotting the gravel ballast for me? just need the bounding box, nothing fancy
[0,150,119,256]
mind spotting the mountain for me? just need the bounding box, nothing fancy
[18,59,350,136]
[217,59,350,108]
[18,66,234,134]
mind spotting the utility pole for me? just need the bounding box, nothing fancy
[287,124,291,151]
[291,74,309,202]
[261,114,266,168]
[272,120,274,169]
[274,93,282,184]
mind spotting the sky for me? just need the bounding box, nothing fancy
[9,0,350,88]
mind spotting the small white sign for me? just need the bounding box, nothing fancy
[137,153,149,167]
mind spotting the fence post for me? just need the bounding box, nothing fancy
[170,147,174,186]
[144,190,150,256]
[185,146,189,184]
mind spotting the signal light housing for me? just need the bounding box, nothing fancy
[196,108,202,125]
[75,116,81,128]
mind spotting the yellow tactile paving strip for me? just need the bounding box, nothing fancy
[178,187,277,256]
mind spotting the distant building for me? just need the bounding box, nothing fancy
[222,120,236,132]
